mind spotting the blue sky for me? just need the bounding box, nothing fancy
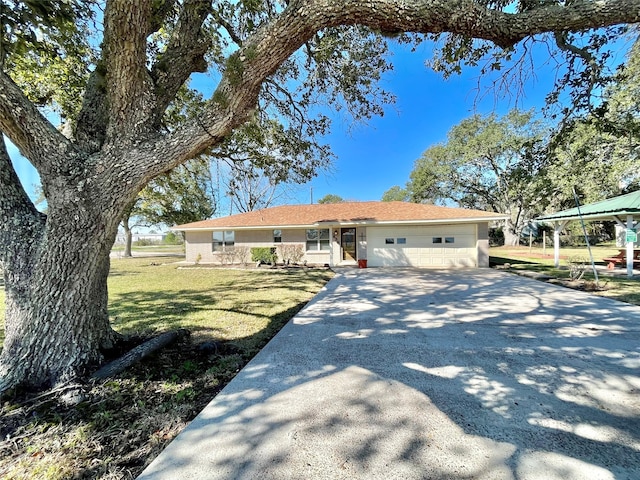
[6,37,630,211]
[303,41,557,203]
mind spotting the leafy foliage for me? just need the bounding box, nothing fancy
[250,247,278,264]
[1,0,96,120]
[406,110,550,245]
[134,159,216,228]
[317,194,344,204]
[381,185,410,202]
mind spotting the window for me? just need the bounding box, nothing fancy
[397,238,407,244]
[212,230,235,251]
[273,229,282,243]
[306,229,330,251]
[385,238,395,244]
[445,237,455,244]
[432,237,443,244]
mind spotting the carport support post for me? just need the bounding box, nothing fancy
[553,221,568,269]
[627,215,635,278]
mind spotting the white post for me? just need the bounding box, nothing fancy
[553,222,562,268]
[627,215,634,278]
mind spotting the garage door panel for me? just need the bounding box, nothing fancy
[367,225,477,268]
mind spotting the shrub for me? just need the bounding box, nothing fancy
[278,244,305,264]
[163,231,184,245]
[251,247,277,264]
[134,238,156,247]
[567,255,588,281]
[235,246,250,266]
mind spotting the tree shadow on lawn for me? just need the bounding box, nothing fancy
[137,268,640,480]
[108,287,311,346]
[490,256,539,266]
[0,282,321,480]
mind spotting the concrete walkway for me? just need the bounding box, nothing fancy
[138,269,640,480]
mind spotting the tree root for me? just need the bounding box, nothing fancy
[91,329,190,380]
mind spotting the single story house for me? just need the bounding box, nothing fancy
[173,201,507,268]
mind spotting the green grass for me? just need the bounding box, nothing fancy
[107,257,333,354]
[110,244,185,254]
[0,256,333,360]
[490,245,640,306]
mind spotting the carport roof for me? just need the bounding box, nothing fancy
[538,190,640,222]
[173,201,507,230]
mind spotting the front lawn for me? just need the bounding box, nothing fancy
[0,257,333,479]
[490,245,640,306]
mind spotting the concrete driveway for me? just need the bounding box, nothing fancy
[139,269,640,480]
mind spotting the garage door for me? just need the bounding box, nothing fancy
[367,225,477,267]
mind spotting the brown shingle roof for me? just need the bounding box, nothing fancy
[174,202,506,230]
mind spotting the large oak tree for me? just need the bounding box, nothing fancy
[1,0,640,395]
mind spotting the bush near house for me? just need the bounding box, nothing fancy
[251,247,278,264]
[278,244,305,264]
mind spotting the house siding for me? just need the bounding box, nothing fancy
[184,228,331,265]
[185,231,215,264]
[477,222,490,268]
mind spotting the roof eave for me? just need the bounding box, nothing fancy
[538,210,640,223]
[173,215,508,231]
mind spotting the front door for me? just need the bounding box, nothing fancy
[341,228,356,261]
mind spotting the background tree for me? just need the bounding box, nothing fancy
[407,110,549,245]
[2,0,639,395]
[318,194,344,204]
[135,159,216,228]
[406,144,455,204]
[381,185,410,202]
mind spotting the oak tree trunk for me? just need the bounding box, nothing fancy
[0,205,122,393]
[503,218,521,246]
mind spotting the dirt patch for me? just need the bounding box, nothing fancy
[502,250,563,260]
[547,278,610,292]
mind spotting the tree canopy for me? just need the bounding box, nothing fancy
[318,193,344,204]
[2,0,640,394]
[405,110,549,245]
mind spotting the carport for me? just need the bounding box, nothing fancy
[538,190,640,277]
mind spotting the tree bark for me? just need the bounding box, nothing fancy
[503,218,521,246]
[0,191,122,393]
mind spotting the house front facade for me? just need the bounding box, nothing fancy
[173,201,507,268]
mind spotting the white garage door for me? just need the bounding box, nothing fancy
[367,225,477,267]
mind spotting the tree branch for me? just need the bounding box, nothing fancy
[0,71,72,173]
[136,0,640,184]
[0,136,46,283]
[212,8,244,46]
[102,0,156,144]
[150,0,212,124]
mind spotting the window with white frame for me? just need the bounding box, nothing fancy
[306,229,330,251]
[212,230,235,251]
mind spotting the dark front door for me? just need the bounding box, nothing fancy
[341,228,356,261]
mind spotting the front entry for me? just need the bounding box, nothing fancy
[341,228,356,261]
